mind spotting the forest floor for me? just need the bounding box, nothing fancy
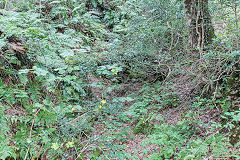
[89,60,237,159]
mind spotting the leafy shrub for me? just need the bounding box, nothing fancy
[146,121,231,160]
[108,0,186,80]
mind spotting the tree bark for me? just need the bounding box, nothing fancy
[184,0,215,51]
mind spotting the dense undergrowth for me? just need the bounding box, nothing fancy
[0,0,239,159]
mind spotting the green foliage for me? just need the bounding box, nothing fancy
[146,121,231,159]
[0,0,239,159]
[125,82,181,122]
[179,134,230,159]
[108,0,186,79]
[133,117,154,135]
[0,106,15,159]
[0,0,110,158]
[96,64,123,80]
[147,123,188,159]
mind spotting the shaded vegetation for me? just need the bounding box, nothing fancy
[0,0,239,159]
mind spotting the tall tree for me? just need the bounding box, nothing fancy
[184,0,215,52]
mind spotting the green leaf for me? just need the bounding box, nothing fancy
[60,49,74,57]
[33,66,48,76]
[232,50,240,57]
[19,69,30,74]
[91,0,98,8]
[112,97,134,102]
[0,39,7,48]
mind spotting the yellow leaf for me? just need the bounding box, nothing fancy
[111,69,119,75]
[101,100,106,104]
[66,141,74,148]
[51,143,59,150]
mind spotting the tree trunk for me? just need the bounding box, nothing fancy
[184,0,215,51]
